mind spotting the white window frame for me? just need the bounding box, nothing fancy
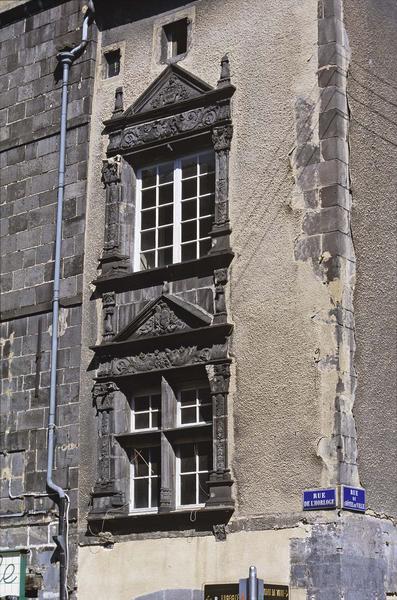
[134,151,215,272]
[176,442,211,508]
[131,392,161,432]
[177,386,212,427]
[129,447,159,514]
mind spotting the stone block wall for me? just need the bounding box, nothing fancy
[0,0,95,597]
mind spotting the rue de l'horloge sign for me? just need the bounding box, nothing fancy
[303,485,366,512]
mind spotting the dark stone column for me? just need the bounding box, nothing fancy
[102,291,116,342]
[205,363,234,507]
[210,124,233,254]
[99,156,130,275]
[213,268,228,324]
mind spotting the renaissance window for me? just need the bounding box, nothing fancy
[176,442,212,507]
[130,447,160,511]
[177,387,212,426]
[131,393,161,431]
[134,152,215,271]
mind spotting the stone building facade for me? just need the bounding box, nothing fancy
[0,0,396,599]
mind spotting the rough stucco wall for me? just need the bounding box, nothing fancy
[344,0,397,516]
[80,0,322,525]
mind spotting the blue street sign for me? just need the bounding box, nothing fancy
[303,488,337,510]
[342,486,366,512]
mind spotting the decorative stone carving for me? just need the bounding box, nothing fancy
[212,124,233,152]
[92,382,119,488]
[109,344,227,376]
[113,87,124,116]
[136,300,187,337]
[102,292,116,341]
[213,524,227,541]
[214,268,228,323]
[150,75,191,108]
[102,155,121,186]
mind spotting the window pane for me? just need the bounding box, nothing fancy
[134,449,149,477]
[199,239,211,257]
[158,204,173,225]
[150,447,160,475]
[141,167,156,188]
[199,404,212,423]
[135,412,150,430]
[158,183,173,205]
[134,478,149,508]
[181,406,197,425]
[199,217,212,239]
[182,177,197,199]
[182,221,197,242]
[141,230,155,251]
[199,173,215,196]
[140,251,155,270]
[198,472,209,503]
[151,394,161,409]
[158,226,173,247]
[182,199,197,221]
[180,474,196,505]
[141,209,156,230]
[182,156,197,179]
[158,162,173,184]
[199,152,215,174]
[158,247,173,267]
[198,388,211,403]
[135,396,150,411]
[198,442,212,471]
[199,195,213,217]
[181,242,197,262]
[180,389,196,405]
[180,444,195,472]
[151,477,159,507]
[141,187,156,209]
[151,411,160,429]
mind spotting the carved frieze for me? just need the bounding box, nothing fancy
[136,300,187,337]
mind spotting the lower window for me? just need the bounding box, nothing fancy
[177,441,212,507]
[130,447,160,511]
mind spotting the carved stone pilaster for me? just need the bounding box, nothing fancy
[102,292,116,342]
[213,268,228,323]
[91,382,124,511]
[205,363,234,508]
[210,125,233,254]
[99,155,129,275]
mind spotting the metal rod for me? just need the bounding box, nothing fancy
[248,566,258,600]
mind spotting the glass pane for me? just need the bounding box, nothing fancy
[134,449,149,477]
[181,156,197,179]
[181,406,197,425]
[198,442,212,471]
[182,199,197,221]
[180,389,196,405]
[158,162,173,184]
[180,474,196,505]
[198,388,211,403]
[141,230,155,251]
[150,447,160,475]
[134,478,149,508]
[182,177,197,199]
[140,251,155,270]
[199,217,212,239]
[158,183,173,205]
[199,239,211,257]
[199,404,212,423]
[179,443,195,473]
[141,187,156,209]
[141,167,156,188]
[181,242,197,262]
[151,411,160,429]
[141,209,156,230]
[158,247,173,267]
[135,396,150,411]
[135,412,150,430]
[158,226,173,247]
[182,221,197,242]
[151,394,161,409]
[199,173,215,196]
[198,472,209,503]
[199,152,215,174]
[151,477,159,507]
[158,204,173,226]
[199,195,213,217]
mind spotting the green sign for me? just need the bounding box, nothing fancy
[0,552,26,600]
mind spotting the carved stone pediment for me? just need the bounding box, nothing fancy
[113,294,212,343]
[123,64,213,118]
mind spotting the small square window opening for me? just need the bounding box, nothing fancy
[163,19,188,60]
[104,49,121,79]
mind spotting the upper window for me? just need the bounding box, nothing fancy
[161,18,189,63]
[134,152,215,271]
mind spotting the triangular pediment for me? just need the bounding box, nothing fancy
[113,294,212,342]
[123,64,214,117]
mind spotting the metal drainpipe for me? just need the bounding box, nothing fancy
[47,4,94,600]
